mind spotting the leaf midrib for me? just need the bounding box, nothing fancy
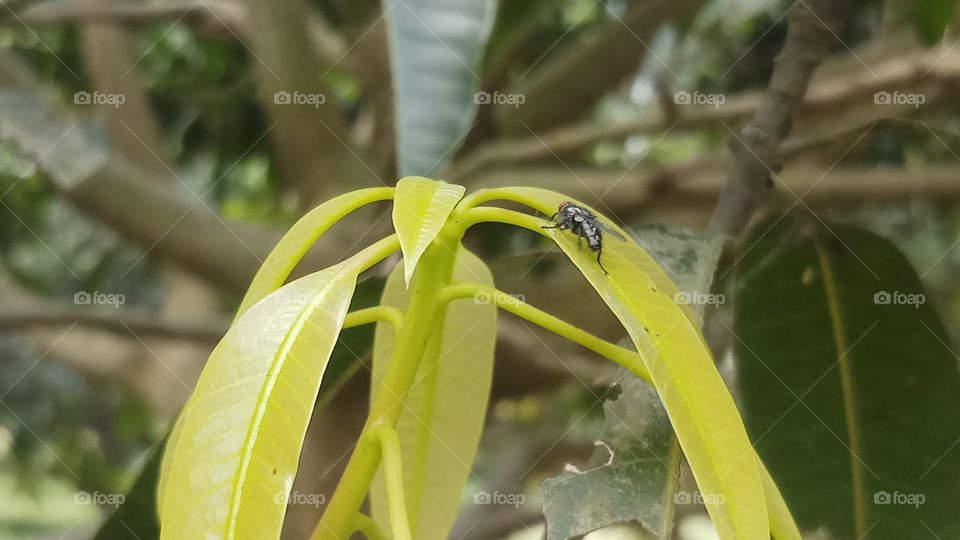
[814,239,867,537]
[224,278,338,538]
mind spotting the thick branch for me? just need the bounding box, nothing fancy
[708,0,852,235]
[0,306,227,342]
[245,0,372,206]
[495,0,706,134]
[16,0,244,29]
[453,42,960,180]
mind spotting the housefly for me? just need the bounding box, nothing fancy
[542,201,625,274]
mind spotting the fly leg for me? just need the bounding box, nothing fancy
[596,246,609,275]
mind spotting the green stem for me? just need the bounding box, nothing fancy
[369,424,412,540]
[343,305,404,334]
[315,305,405,411]
[351,513,388,540]
[438,282,649,382]
[311,229,461,540]
[456,188,550,216]
[455,206,549,238]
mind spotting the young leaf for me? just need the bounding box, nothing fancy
[734,212,960,539]
[236,186,394,316]
[392,177,466,287]
[369,248,496,540]
[475,187,768,540]
[388,0,495,176]
[159,237,397,539]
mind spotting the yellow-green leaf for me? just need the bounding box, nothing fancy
[759,456,802,540]
[159,236,396,539]
[480,187,768,540]
[392,177,466,287]
[236,186,394,317]
[369,247,496,540]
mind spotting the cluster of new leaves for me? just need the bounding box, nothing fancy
[156,177,799,540]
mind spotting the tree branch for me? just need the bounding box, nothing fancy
[708,0,852,235]
[0,306,227,342]
[245,0,373,206]
[452,42,960,180]
[495,0,707,134]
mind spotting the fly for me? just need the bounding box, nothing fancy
[542,201,625,274]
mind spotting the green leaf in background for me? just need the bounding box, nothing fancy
[908,0,958,43]
[734,212,960,539]
[159,236,397,539]
[387,0,495,176]
[541,373,680,539]
[540,226,723,538]
[370,248,496,540]
[392,176,466,286]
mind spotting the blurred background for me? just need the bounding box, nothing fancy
[0,0,958,538]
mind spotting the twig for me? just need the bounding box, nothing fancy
[707,0,852,235]
[0,306,227,342]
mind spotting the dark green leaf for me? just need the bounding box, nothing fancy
[734,212,960,539]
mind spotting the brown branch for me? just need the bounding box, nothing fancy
[244,0,372,207]
[495,0,707,134]
[452,42,960,181]
[0,306,227,342]
[470,161,960,221]
[15,0,244,29]
[708,0,852,235]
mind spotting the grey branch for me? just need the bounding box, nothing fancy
[708,0,852,235]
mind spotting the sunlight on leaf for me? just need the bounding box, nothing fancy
[159,238,395,539]
[392,177,466,287]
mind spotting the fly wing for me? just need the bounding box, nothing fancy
[598,222,627,241]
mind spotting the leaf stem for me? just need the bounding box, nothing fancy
[369,424,412,540]
[343,306,404,334]
[351,513,388,540]
[456,188,550,215]
[312,229,461,540]
[438,282,650,382]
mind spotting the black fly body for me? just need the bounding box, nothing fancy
[542,201,625,274]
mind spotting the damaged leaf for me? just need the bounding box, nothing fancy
[541,375,680,539]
